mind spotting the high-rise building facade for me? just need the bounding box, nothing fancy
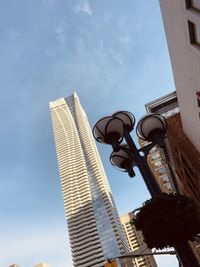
[159,0,200,153]
[49,93,132,267]
[138,137,174,194]
[144,91,180,193]
[139,92,180,194]
[33,263,49,267]
[120,213,157,267]
[8,263,49,267]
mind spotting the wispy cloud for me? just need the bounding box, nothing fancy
[73,0,92,16]
[119,34,136,51]
[45,48,55,58]
[135,18,144,33]
[55,24,66,44]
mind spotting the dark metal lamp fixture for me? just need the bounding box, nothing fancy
[93,110,199,267]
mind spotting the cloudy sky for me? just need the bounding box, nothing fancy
[0,0,178,267]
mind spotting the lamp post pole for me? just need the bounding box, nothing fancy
[123,129,161,196]
[93,111,199,267]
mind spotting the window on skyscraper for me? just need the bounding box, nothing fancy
[158,166,166,174]
[154,160,163,168]
[151,152,160,160]
[186,0,200,10]
[161,175,169,182]
[196,91,200,107]
[165,183,172,191]
[188,21,200,47]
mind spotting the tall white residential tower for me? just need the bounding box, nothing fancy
[49,93,131,267]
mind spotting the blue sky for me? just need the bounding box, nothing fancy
[0,0,178,266]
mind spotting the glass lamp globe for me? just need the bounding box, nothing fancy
[136,114,167,142]
[93,116,124,145]
[112,111,135,132]
[110,145,135,171]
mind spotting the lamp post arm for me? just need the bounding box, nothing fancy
[117,140,156,159]
[138,141,157,158]
[123,130,162,196]
[118,250,177,259]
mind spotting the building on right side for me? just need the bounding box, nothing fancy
[142,0,200,263]
[159,0,200,153]
[158,0,200,210]
[144,90,200,209]
[139,91,180,195]
[144,91,200,263]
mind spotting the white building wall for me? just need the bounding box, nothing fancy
[159,0,200,153]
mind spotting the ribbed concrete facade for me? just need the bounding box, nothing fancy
[33,264,49,267]
[120,213,157,267]
[49,93,131,267]
[8,263,49,267]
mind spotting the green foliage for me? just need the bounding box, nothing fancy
[133,193,200,249]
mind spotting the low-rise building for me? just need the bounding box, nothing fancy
[120,212,157,267]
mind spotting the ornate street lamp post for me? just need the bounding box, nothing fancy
[93,111,199,267]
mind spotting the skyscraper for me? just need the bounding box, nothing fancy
[8,263,49,267]
[49,93,131,267]
[33,264,49,267]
